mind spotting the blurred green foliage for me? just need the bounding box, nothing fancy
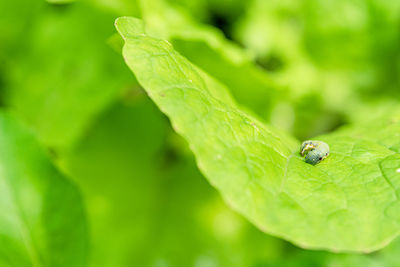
[0,112,88,267]
[1,0,400,266]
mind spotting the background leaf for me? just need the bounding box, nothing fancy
[0,111,88,267]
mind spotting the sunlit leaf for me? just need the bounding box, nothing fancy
[116,17,400,252]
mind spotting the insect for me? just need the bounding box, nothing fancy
[300,140,330,165]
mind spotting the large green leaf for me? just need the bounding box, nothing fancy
[0,111,88,266]
[115,17,400,252]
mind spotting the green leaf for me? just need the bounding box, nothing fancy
[0,111,88,266]
[115,16,400,252]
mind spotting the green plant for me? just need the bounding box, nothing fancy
[2,0,400,266]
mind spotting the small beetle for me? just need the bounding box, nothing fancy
[300,140,329,165]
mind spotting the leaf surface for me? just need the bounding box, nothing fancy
[115,17,400,252]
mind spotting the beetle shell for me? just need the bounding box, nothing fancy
[300,140,330,165]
